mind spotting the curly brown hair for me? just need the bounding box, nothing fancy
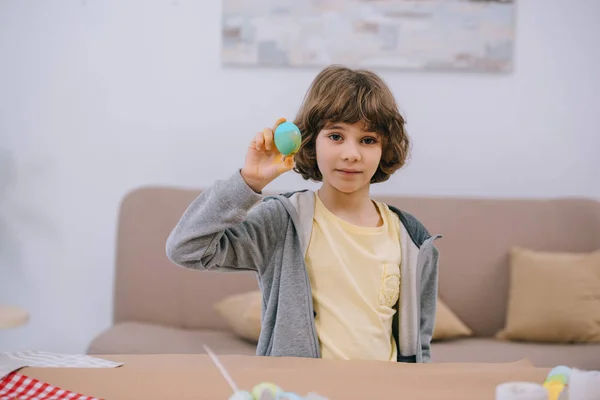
[293,65,410,184]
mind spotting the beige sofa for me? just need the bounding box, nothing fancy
[88,185,600,369]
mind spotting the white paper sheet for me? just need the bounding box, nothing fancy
[0,350,123,379]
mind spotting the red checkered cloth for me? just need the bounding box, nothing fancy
[0,372,102,400]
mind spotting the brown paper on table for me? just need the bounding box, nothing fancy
[21,354,551,400]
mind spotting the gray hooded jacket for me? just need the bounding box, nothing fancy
[166,170,441,362]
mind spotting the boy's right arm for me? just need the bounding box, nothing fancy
[165,169,285,273]
[166,117,295,273]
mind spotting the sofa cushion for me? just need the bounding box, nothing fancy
[431,338,600,369]
[497,247,600,343]
[433,298,473,341]
[87,322,257,356]
[214,291,262,343]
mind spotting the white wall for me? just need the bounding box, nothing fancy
[1,0,599,353]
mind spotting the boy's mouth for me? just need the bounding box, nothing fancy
[336,169,362,174]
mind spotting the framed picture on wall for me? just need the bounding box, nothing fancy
[221,0,516,73]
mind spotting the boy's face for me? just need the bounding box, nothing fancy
[315,121,382,194]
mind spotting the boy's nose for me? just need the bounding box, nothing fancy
[341,142,361,162]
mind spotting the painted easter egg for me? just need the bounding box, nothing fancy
[546,374,569,385]
[547,366,571,378]
[543,381,566,400]
[252,382,283,399]
[274,122,302,156]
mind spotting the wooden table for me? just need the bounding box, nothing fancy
[20,354,551,400]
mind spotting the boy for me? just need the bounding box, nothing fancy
[166,65,441,363]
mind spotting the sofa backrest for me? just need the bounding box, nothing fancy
[376,194,600,336]
[113,186,600,336]
[113,187,260,331]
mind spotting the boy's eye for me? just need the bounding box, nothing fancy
[362,137,378,145]
[328,134,342,141]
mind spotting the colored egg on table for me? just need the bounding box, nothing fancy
[543,381,566,400]
[548,366,571,378]
[546,374,569,384]
[543,381,565,389]
[274,122,302,156]
[252,382,283,399]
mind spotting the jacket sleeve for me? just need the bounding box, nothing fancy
[419,242,440,363]
[165,170,287,274]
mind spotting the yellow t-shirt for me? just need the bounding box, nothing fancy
[305,192,402,361]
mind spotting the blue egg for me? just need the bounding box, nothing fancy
[547,365,572,381]
[274,122,302,156]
